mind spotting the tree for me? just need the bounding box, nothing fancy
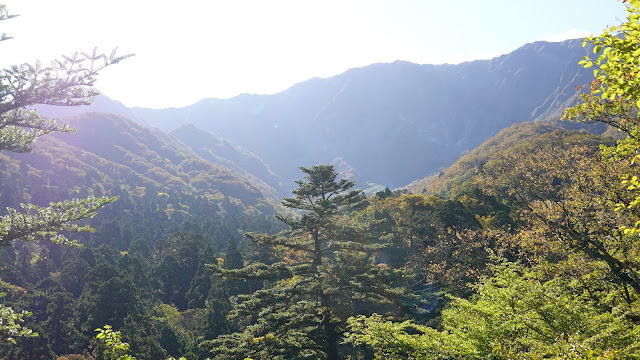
[0,198,118,247]
[43,291,78,355]
[93,325,136,360]
[0,2,130,340]
[479,142,640,297]
[346,5,640,355]
[563,0,640,236]
[222,237,250,297]
[347,261,640,359]
[206,165,406,359]
[0,303,35,343]
[542,0,640,295]
[0,15,131,246]
[79,264,141,333]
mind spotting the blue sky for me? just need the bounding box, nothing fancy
[0,0,628,108]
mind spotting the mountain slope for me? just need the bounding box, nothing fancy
[0,113,280,218]
[130,39,595,189]
[405,121,616,198]
[35,91,137,120]
[170,124,282,193]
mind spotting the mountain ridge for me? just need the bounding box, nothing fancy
[37,38,596,191]
[127,38,595,190]
[0,112,281,219]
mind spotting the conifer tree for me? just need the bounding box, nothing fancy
[0,1,131,342]
[0,4,131,247]
[206,165,407,360]
[223,237,250,297]
[223,237,244,271]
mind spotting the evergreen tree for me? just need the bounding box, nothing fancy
[59,258,91,298]
[223,237,244,270]
[43,291,78,355]
[0,41,130,246]
[206,165,407,359]
[186,263,215,309]
[79,264,141,333]
[0,2,130,342]
[223,237,250,297]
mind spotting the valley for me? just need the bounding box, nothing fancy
[2,2,639,358]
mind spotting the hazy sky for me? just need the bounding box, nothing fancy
[0,0,628,109]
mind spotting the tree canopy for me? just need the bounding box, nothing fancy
[0,2,131,247]
[205,165,407,359]
[0,1,130,346]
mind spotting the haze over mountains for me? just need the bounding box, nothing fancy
[0,113,280,226]
[38,38,596,194]
[8,2,640,353]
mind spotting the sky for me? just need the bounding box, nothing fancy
[0,0,629,109]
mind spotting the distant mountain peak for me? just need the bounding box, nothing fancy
[54,38,596,192]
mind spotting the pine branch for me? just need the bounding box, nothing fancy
[0,196,117,246]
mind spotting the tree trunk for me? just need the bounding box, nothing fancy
[322,309,338,360]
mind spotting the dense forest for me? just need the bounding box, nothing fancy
[4,2,640,360]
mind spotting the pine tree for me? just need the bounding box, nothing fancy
[0,3,131,346]
[223,237,250,297]
[206,165,407,359]
[224,237,244,270]
[0,4,132,248]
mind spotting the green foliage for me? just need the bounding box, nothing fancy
[348,6,640,358]
[7,2,640,359]
[0,4,127,248]
[573,1,640,108]
[406,122,613,199]
[79,264,141,333]
[348,262,640,359]
[0,303,35,344]
[347,314,464,359]
[0,196,117,246]
[444,262,640,359]
[222,237,250,297]
[0,2,131,348]
[479,138,640,296]
[355,192,494,298]
[206,165,408,359]
[563,1,640,236]
[0,51,132,153]
[43,291,78,355]
[94,325,136,360]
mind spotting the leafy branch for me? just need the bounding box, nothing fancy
[0,195,117,246]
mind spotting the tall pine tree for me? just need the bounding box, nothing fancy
[205,165,407,359]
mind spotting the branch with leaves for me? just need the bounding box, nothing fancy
[0,195,117,247]
[0,304,35,344]
[0,49,133,152]
[0,2,131,348]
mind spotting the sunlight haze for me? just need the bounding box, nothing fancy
[0,0,627,108]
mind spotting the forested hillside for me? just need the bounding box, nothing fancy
[0,113,287,358]
[39,38,598,192]
[1,112,280,216]
[5,1,640,359]
[128,39,595,190]
[405,120,615,197]
[170,124,283,194]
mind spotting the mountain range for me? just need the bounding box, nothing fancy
[37,38,597,194]
[0,113,280,225]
